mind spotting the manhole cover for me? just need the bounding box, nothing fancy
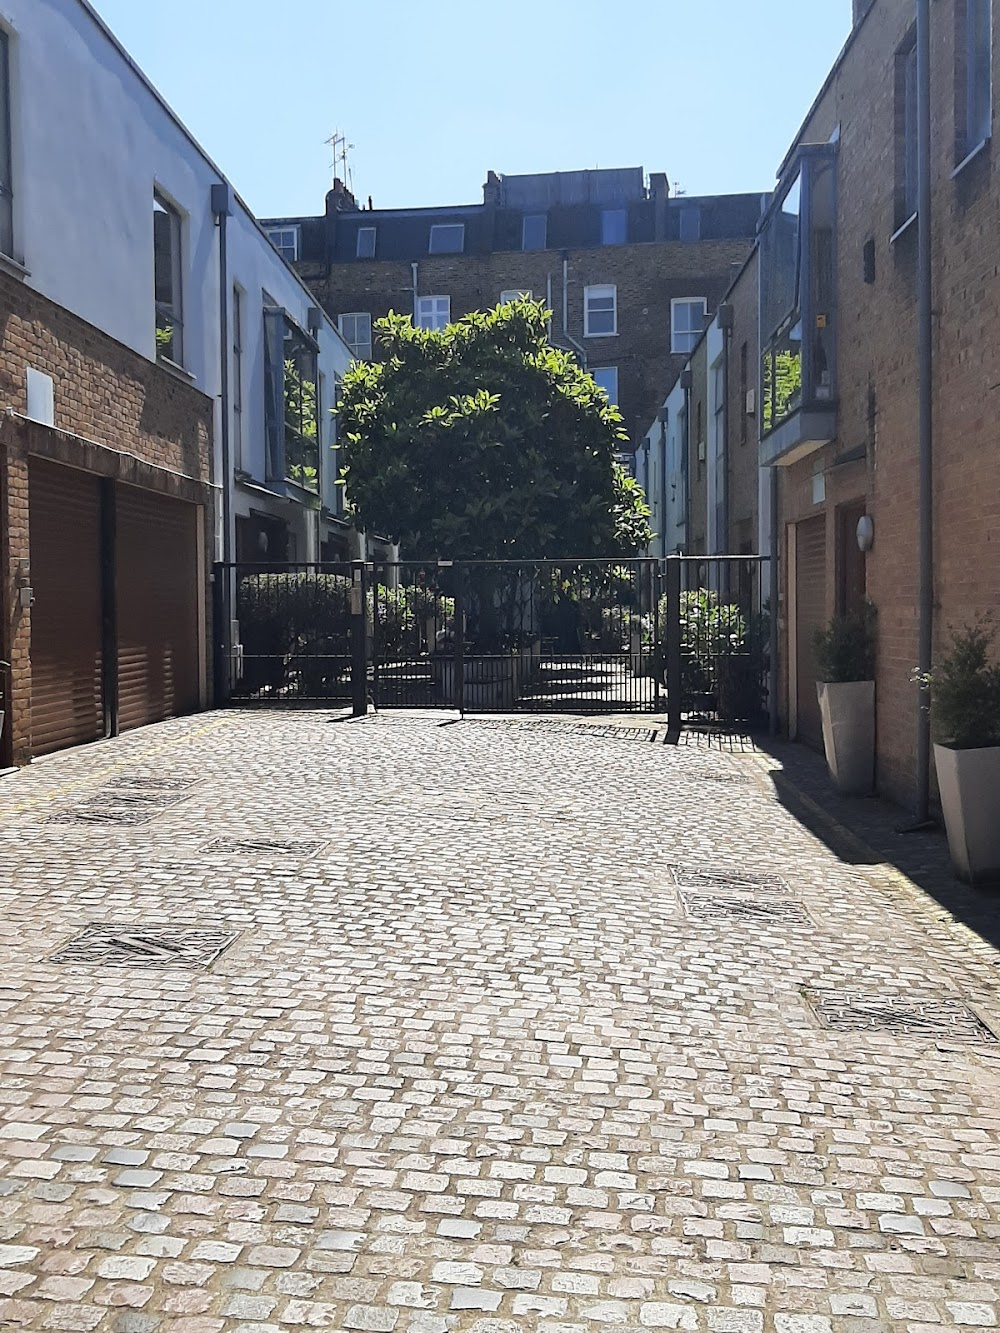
[201,837,326,857]
[669,866,790,895]
[51,925,239,969]
[808,993,999,1043]
[110,775,197,795]
[689,770,751,785]
[681,893,810,925]
[465,719,658,743]
[50,796,164,826]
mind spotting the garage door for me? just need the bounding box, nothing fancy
[116,485,200,732]
[29,460,104,755]
[795,515,827,750]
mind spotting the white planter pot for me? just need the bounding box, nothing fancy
[934,743,1000,886]
[817,680,875,796]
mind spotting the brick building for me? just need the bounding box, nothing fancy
[0,0,356,766]
[262,170,764,459]
[643,0,1000,809]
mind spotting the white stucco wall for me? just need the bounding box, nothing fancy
[2,0,352,558]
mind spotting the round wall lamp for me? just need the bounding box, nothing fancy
[857,514,874,553]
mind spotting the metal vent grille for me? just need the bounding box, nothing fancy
[809,993,998,1044]
[50,796,165,826]
[681,894,810,926]
[669,866,790,895]
[51,925,239,969]
[202,837,327,857]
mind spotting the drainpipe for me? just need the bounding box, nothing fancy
[211,183,233,566]
[915,0,933,823]
[658,408,668,559]
[680,367,693,554]
[546,274,553,341]
[411,262,419,321]
[560,253,588,369]
[769,466,779,738]
[717,304,734,555]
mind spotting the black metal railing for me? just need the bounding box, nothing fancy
[214,554,771,732]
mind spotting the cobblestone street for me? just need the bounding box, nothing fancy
[1,710,999,1332]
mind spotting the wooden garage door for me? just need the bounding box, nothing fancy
[116,485,200,733]
[795,515,827,750]
[29,460,104,755]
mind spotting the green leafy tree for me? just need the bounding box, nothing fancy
[337,299,651,558]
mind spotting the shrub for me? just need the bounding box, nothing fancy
[917,621,1000,750]
[238,573,351,694]
[814,600,877,682]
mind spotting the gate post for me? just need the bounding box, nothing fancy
[350,559,368,717]
[453,563,465,716]
[212,563,229,707]
[665,557,682,744]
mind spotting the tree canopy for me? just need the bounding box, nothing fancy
[336,299,651,559]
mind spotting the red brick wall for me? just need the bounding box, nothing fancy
[299,237,752,460]
[0,271,214,766]
[771,0,1000,801]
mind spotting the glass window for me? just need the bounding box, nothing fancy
[232,286,244,470]
[266,226,300,262]
[339,312,373,360]
[428,224,464,254]
[584,285,617,336]
[0,30,12,258]
[964,0,993,154]
[416,295,450,330]
[154,193,184,366]
[670,298,707,354]
[264,309,319,493]
[500,289,532,304]
[356,226,377,259]
[591,367,618,404]
[601,208,627,245]
[679,206,701,242]
[522,213,546,250]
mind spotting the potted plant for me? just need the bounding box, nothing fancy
[918,622,1000,886]
[814,600,877,795]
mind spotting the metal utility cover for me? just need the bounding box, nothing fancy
[680,894,811,926]
[201,837,327,857]
[669,866,791,895]
[808,992,999,1044]
[51,925,239,969]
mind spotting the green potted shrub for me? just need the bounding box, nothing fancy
[919,622,1000,886]
[814,600,877,795]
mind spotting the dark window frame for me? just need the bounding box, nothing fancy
[600,208,627,245]
[232,285,244,470]
[263,307,321,495]
[895,31,919,227]
[956,0,993,163]
[153,191,184,367]
[356,225,377,259]
[522,213,547,250]
[0,28,12,258]
[428,223,465,255]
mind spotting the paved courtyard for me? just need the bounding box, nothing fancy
[0,710,999,1333]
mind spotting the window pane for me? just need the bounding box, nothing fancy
[0,31,11,257]
[282,321,320,492]
[428,224,464,254]
[969,0,993,146]
[679,206,701,242]
[500,289,532,304]
[591,368,618,404]
[154,195,183,364]
[904,44,919,216]
[522,213,546,250]
[357,226,377,259]
[601,209,627,245]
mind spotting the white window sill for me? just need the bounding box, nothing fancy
[951,136,991,178]
[584,331,618,339]
[890,212,918,245]
[156,355,196,383]
[0,251,30,281]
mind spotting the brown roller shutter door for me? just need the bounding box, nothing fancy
[116,485,200,733]
[795,515,827,750]
[28,460,104,756]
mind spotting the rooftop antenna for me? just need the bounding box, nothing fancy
[326,130,355,195]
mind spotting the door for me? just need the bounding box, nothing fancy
[837,502,867,616]
[29,459,104,755]
[795,515,826,749]
[116,485,200,732]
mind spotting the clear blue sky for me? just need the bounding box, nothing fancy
[91,0,853,218]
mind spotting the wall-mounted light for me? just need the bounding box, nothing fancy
[857,514,874,552]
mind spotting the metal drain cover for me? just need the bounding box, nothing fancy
[202,837,326,857]
[50,797,164,827]
[808,993,998,1043]
[681,893,810,925]
[669,866,790,895]
[466,719,658,743]
[51,925,239,969]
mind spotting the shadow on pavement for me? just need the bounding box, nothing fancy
[755,737,1000,953]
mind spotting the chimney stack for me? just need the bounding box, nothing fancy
[649,172,671,241]
[325,178,358,216]
[483,170,503,207]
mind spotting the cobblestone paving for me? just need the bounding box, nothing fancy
[0,710,999,1332]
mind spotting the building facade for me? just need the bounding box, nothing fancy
[262,171,764,460]
[643,0,999,808]
[0,0,354,766]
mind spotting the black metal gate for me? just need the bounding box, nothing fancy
[214,555,770,732]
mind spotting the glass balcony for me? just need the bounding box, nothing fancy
[759,145,837,466]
